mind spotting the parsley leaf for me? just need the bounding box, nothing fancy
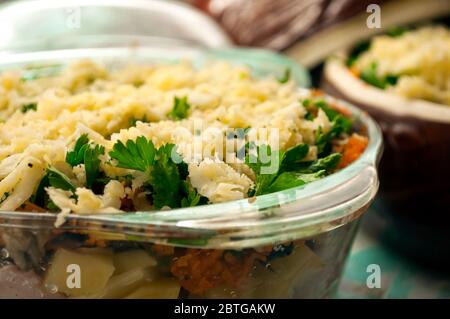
[247,146,327,195]
[109,136,156,172]
[147,144,204,209]
[277,68,291,84]
[66,134,89,167]
[47,166,76,192]
[30,174,49,207]
[181,181,207,207]
[149,144,183,209]
[245,144,285,196]
[110,137,204,209]
[386,26,408,37]
[128,115,148,127]
[347,40,371,67]
[167,96,191,120]
[21,103,37,113]
[360,62,398,89]
[295,153,342,174]
[265,172,306,193]
[245,143,340,195]
[84,144,105,189]
[310,99,352,156]
[66,135,106,189]
[244,99,350,195]
[282,144,309,170]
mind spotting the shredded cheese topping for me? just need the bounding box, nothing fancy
[0,60,333,218]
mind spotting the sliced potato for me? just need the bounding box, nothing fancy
[250,243,324,298]
[125,278,180,299]
[203,243,324,299]
[44,248,115,297]
[113,250,157,274]
[92,267,157,299]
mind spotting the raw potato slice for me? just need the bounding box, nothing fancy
[125,278,180,299]
[113,250,157,274]
[250,243,324,298]
[44,248,115,297]
[203,243,324,298]
[91,267,157,299]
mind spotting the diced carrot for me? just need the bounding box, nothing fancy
[17,202,46,212]
[338,134,369,168]
[330,102,352,117]
[311,89,324,97]
[350,66,360,77]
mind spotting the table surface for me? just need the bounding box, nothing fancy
[337,209,450,299]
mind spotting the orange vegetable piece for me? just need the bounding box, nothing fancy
[17,202,46,212]
[338,134,369,168]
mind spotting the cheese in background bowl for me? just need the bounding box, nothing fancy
[322,24,450,269]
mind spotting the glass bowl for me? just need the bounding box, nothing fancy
[0,45,381,298]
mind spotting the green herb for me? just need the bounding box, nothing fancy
[66,134,89,167]
[386,26,408,37]
[30,174,60,211]
[167,238,209,247]
[84,144,105,189]
[128,116,148,127]
[316,101,352,155]
[282,144,309,169]
[347,41,371,67]
[300,98,352,156]
[265,171,325,193]
[109,136,156,173]
[245,144,284,196]
[46,200,60,211]
[110,137,203,209]
[30,174,49,208]
[270,170,325,192]
[245,105,344,196]
[47,166,76,192]
[148,144,183,209]
[167,96,191,120]
[181,182,207,207]
[147,144,201,209]
[304,112,314,121]
[181,189,201,207]
[360,62,398,89]
[301,99,313,120]
[31,167,77,210]
[21,103,37,113]
[277,68,291,84]
[245,142,326,195]
[295,153,342,174]
[66,134,106,189]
